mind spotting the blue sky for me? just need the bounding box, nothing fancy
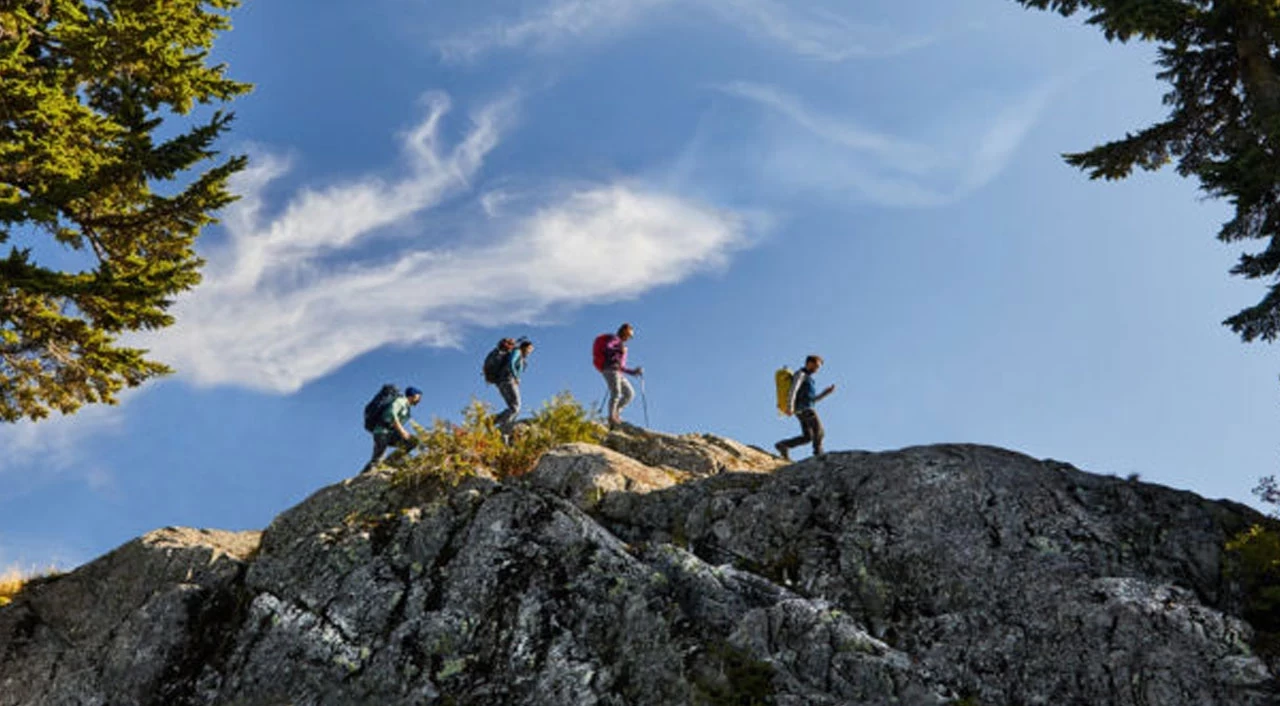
[2,0,1276,571]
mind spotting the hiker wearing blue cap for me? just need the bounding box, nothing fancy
[364,385,423,470]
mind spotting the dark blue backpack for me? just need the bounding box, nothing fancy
[482,339,514,384]
[363,384,400,432]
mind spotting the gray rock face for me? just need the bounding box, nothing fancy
[598,445,1277,705]
[0,440,1275,706]
[0,528,260,706]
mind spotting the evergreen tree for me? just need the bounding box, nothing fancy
[1015,0,1280,342]
[0,0,250,422]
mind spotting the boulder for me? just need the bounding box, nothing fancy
[525,442,688,510]
[0,528,260,706]
[602,423,785,476]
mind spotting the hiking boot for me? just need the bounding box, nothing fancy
[774,442,790,460]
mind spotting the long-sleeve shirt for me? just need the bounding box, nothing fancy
[603,337,628,372]
[508,350,528,382]
[788,369,819,413]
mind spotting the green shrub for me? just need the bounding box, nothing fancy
[391,392,605,491]
[1226,476,1280,656]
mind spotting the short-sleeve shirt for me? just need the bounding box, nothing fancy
[380,396,412,430]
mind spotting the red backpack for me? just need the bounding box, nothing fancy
[592,334,614,371]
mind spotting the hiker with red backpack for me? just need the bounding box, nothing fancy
[363,385,423,471]
[774,355,835,460]
[484,337,534,438]
[593,323,643,427]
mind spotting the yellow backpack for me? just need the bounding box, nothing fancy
[774,367,793,415]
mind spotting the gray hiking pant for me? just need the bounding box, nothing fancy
[602,369,634,420]
[494,379,520,433]
[778,408,824,456]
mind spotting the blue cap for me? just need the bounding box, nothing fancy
[405,386,423,397]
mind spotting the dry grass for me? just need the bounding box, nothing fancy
[0,565,61,607]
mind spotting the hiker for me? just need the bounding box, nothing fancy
[366,386,422,470]
[593,323,643,427]
[493,338,534,437]
[775,355,835,460]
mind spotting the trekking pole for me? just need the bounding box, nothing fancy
[639,374,650,428]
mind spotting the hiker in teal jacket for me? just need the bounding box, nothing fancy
[494,339,534,437]
[368,387,422,468]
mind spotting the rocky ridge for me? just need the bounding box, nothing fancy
[0,425,1275,705]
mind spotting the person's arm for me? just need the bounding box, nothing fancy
[388,398,411,440]
[816,383,836,403]
[509,350,523,382]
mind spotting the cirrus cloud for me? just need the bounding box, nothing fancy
[436,0,944,63]
[716,80,1058,207]
[133,94,749,393]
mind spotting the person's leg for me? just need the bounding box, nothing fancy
[618,375,634,415]
[775,413,814,459]
[386,435,413,463]
[494,380,520,433]
[604,370,624,423]
[802,410,825,455]
[367,432,391,470]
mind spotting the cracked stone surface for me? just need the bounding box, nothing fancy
[598,445,1278,705]
[0,528,260,706]
[0,441,1275,705]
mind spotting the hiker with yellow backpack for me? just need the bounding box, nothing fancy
[774,355,835,460]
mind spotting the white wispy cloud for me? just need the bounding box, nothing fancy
[718,80,1056,207]
[437,0,941,63]
[716,82,940,176]
[438,0,670,61]
[707,0,939,62]
[133,94,748,393]
[0,401,124,488]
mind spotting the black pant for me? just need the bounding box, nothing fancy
[369,430,413,465]
[778,408,824,455]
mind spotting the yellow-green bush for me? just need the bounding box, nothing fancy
[390,392,605,491]
[1226,476,1280,656]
